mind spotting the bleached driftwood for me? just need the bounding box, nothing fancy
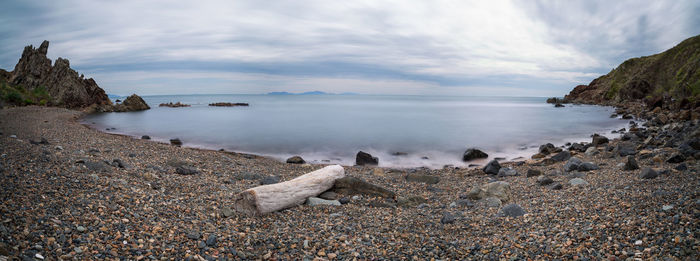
[233,165,345,215]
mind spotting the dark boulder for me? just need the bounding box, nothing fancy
[482,159,501,175]
[623,156,639,170]
[176,166,199,175]
[666,153,686,163]
[550,151,572,162]
[539,143,556,155]
[640,168,658,179]
[617,142,636,156]
[554,103,565,107]
[355,151,378,166]
[141,135,151,140]
[286,156,305,164]
[170,138,183,146]
[591,134,609,146]
[497,204,526,217]
[526,169,542,177]
[462,148,488,161]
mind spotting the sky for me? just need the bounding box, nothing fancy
[1,0,699,96]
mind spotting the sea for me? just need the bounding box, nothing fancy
[83,94,629,168]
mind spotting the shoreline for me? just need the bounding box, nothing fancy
[78,103,630,169]
[0,105,697,259]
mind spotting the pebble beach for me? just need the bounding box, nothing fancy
[0,106,698,260]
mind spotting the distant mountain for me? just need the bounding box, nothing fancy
[299,91,326,95]
[266,91,293,95]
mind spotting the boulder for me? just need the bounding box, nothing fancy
[497,204,526,217]
[623,156,639,170]
[462,148,488,161]
[176,166,199,175]
[484,197,502,208]
[355,151,378,166]
[332,176,395,198]
[584,147,598,156]
[111,94,150,112]
[550,151,571,162]
[169,138,183,146]
[591,134,609,146]
[286,156,305,164]
[536,176,553,186]
[497,167,518,177]
[468,181,511,203]
[617,142,636,156]
[405,173,440,184]
[568,143,587,152]
[141,135,151,140]
[666,153,686,163]
[539,143,556,155]
[526,169,542,177]
[579,162,599,171]
[482,159,501,175]
[564,157,583,172]
[640,168,658,179]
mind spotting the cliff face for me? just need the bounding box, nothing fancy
[6,40,112,108]
[565,35,700,109]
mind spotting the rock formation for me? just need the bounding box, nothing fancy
[564,35,700,109]
[8,40,112,108]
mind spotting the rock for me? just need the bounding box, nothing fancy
[531,153,546,159]
[497,167,517,177]
[579,162,599,171]
[568,143,588,152]
[640,168,658,179]
[497,204,526,217]
[208,102,249,107]
[666,153,686,163]
[623,156,640,170]
[554,103,565,107]
[29,137,49,145]
[396,196,428,207]
[109,94,150,112]
[175,166,199,175]
[306,197,341,206]
[592,134,609,146]
[536,176,553,186]
[526,169,542,177]
[617,142,636,156]
[54,145,63,150]
[674,163,688,171]
[338,197,350,204]
[169,138,183,146]
[549,183,563,190]
[482,159,501,175]
[286,156,305,164]
[484,197,502,208]
[187,231,201,240]
[550,151,571,162]
[260,176,280,185]
[159,101,191,107]
[662,205,673,211]
[76,226,86,232]
[539,143,556,155]
[83,161,111,173]
[452,199,474,208]
[462,148,488,161]
[584,147,598,156]
[221,208,234,217]
[9,134,17,138]
[564,157,582,172]
[469,181,511,203]
[206,235,217,247]
[141,135,150,140]
[440,212,456,224]
[332,177,395,198]
[355,151,378,166]
[568,178,588,186]
[237,172,262,180]
[405,173,440,184]
[318,191,338,200]
[111,159,130,169]
[9,40,112,108]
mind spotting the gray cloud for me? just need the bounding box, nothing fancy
[1,0,698,96]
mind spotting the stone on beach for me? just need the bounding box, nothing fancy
[467,181,511,203]
[482,159,501,175]
[568,178,588,186]
[623,156,640,170]
[169,138,183,146]
[175,166,199,175]
[405,173,440,184]
[591,134,609,146]
[306,197,341,206]
[640,168,658,179]
[497,204,526,217]
[286,156,305,164]
[332,176,395,198]
[526,169,542,177]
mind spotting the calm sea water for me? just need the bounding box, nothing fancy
[83,94,628,168]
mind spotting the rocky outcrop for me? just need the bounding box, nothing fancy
[209,102,249,107]
[8,40,112,108]
[564,35,700,110]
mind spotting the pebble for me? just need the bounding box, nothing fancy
[440,212,456,224]
[76,225,86,232]
[206,234,217,247]
[568,178,588,186]
[306,197,341,206]
[661,205,673,211]
[35,253,44,259]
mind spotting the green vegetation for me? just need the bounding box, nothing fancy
[0,81,52,106]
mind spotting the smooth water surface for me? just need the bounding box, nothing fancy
[84,95,628,168]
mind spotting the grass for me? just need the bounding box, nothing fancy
[0,81,52,106]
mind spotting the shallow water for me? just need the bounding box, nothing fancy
[83,94,628,168]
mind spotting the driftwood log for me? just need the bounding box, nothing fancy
[233,165,345,215]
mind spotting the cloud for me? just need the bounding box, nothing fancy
[1,0,698,96]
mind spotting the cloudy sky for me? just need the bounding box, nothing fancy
[1,0,699,96]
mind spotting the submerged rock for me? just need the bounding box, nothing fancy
[462,148,488,161]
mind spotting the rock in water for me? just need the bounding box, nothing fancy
[170,138,183,146]
[355,151,378,166]
[640,168,658,179]
[623,156,639,170]
[497,204,526,217]
[110,94,150,112]
[482,159,501,175]
[141,135,151,140]
[10,40,112,108]
[286,156,305,164]
[462,148,488,161]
